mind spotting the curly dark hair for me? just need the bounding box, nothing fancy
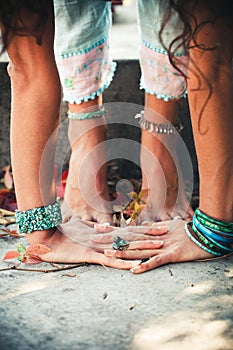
[158,0,233,128]
[159,0,233,72]
[0,0,50,53]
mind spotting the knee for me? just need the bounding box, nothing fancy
[7,58,33,88]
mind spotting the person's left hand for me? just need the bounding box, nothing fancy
[33,216,168,271]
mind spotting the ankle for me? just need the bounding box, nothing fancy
[26,228,56,245]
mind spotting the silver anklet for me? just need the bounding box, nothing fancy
[67,106,105,120]
[135,110,183,135]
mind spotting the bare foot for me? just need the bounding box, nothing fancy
[139,130,194,223]
[25,225,139,268]
[62,120,112,224]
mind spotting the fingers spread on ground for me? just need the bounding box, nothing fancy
[130,255,167,274]
[104,249,160,260]
[91,234,114,244]
[98,255,141,270]
[128,240,164,250]
[91,231,156,245]
[78,219,97,227]
[122,225,168,235]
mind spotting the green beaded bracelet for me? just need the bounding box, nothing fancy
[184,222,223,257]
[195,214,233,235]
[195,208,233,230]
[67,106,105,120]
[191,222,230,256]
[15,201,62,234]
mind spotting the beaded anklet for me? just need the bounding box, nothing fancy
[67,106,105,120]
[15,201,62,234]
[135,110,183,135]
[184,208,233,257]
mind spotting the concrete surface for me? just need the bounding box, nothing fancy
[0,234,233,350]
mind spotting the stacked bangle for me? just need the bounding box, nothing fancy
[185,222,223,256]
[195,208,233,234]
[15,201,62,234]
[184,208,233,257]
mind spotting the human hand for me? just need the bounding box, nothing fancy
[101,219,217,273]
[26,216,167,271]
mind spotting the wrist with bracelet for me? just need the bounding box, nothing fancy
[185,208,233,257]
[15,201,62,234]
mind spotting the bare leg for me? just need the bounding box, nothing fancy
[7,5,60,212]
[5,3,123,267]
[62,97,112,224]
[140,94,194,222]
[188,6,233,223]
[106,3,233,273]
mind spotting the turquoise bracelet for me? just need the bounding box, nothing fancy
[193,216,233,246]
[195,214,233,235]
[191,222,231,256]
[195,211,233,234]
[195,208,233,230]
[15,201,62,234]
[184,222,223,256]
[67,106,105,120]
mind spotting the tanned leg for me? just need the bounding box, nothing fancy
[140,94,194,222]
[62,97,112,224]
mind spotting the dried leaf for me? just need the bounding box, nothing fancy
[0,208,15,216]
[134,201,141,213]
[22,256,43,264]
[62,273,76,277]
[26,244,53,257]
[0,217,16,226]
[55,167,69,199]
[17,244,27,255]
[0,228,21,238]
[50,263,66,269]
[3,166,13,189]
[3,250,20,260]
[128,191,138,200]
[0,189,17,212]
[18,244,53,265]
[102,292,108,300]
[9,230,20,238]
[138,189,149,199]
[129,303,137,310]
